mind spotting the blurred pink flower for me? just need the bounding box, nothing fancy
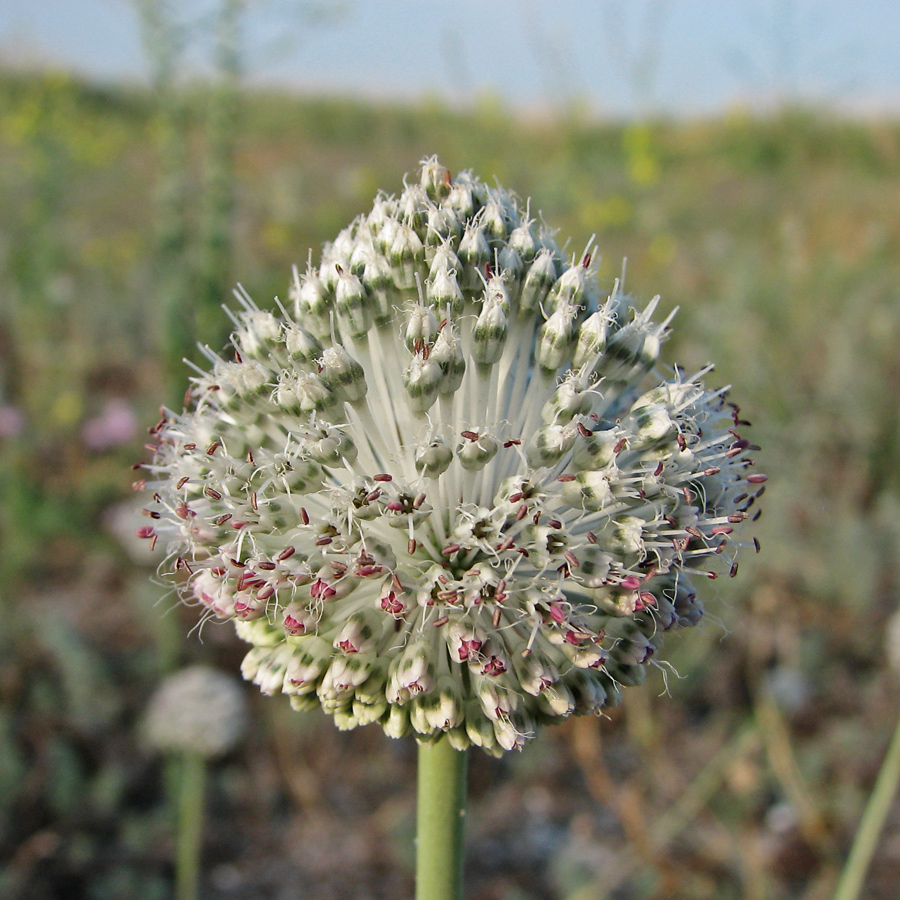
[0,406,25,439]
[82,398,138,450]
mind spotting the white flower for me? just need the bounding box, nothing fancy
[143,666,247,758]
[138,157,764,756]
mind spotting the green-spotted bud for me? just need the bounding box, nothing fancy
[366,194,393,236]
[387,640,435,705]
[472,299,508,365]
[411,675,464,733]
[607,516,646,557]
[419,155,451,201]
[542,374,593,423]
[515,653,560,696]
[333,610,382,656]
[373,214,400,254]
[425,204,461,247]
[284,643,330,694]
[390,223,425,290]
[476,677,517,725]
[398,184,429,232]
[598,298,670,381]
[415,437,454,477]
[464,701,498,751]
[537,680,576,718]
[536,300,579,373]
[519,248,557,312]
[526,423,576,468]
[361,248,392,291]
[496,244,524,302]
[217,359,270,400]
[319,344,367,403]
[430,324,466,393]
[457,223,490,293]
[285,323,323,366]
[570,545,613,589]
[243,645,290,695]
[348,233,372,278]
[334,268,372,338]
[266,451,325,494]
[427,263,464,317]
[484,271,512,314]
[361,252,395,324]
[428,241,461,281]
[299,423,358,467]
[405,304,440,352]
[290,267,332,336]
[560,470,613,511]
[572,428,618,469]
[481,195,512,242]
[403,356,443,414]
[457,431,500,470]
[630,402,677,445]
[234,310,281,360]
[546,248,598,314]
[508,219,539,263]
[275,371,338,418]
[382,703,411,739]
[572,310,610,370]
[446,179,476,220]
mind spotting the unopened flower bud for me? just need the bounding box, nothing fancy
[405,304,440,352]
[458,432,499,471]
[404,356,444,413]
[415,438,454,477]
[457,223,490,293]
[536,301,579,373]
[472,300,508,365]
[390,223,425,290]
[519,249,557,312]
[319,344,367,404]
[526,423,576,468]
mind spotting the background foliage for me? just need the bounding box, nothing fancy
[1,64,899,899]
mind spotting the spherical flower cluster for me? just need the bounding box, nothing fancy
[138,158,763,756]
[143,665,248,758]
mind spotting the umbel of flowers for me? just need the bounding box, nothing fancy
[139,157,763,757]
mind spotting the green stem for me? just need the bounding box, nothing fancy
[833,709,900,900]
[416,738,468,900]
[176,752,208,900]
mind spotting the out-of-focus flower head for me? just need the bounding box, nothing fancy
[0,405,25,440]
[137,158,763,755]
[143,665,248,758]
[83,398,138,451]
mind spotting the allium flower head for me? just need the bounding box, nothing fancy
[140,158,764,756]
[143,665,248,758]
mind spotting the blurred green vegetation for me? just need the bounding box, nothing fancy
[1,66,900,899]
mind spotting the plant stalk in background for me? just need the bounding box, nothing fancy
[135,0,192,389]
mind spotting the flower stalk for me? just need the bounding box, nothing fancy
[833,707,900,900]
[175,752,207,900]
[142,666,248,899]
[416,738,468,900]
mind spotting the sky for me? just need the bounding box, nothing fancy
[2,0,900,117]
